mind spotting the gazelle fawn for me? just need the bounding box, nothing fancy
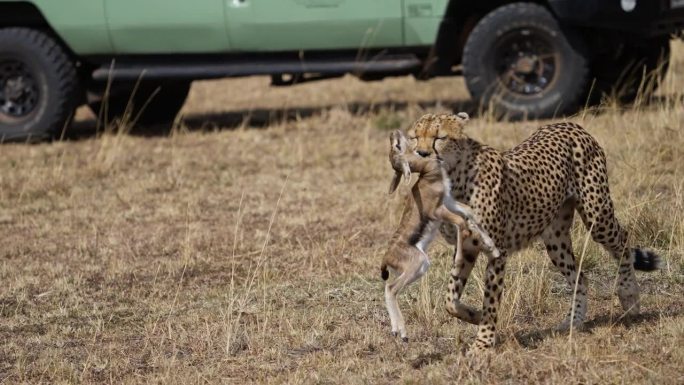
[380,117,500,342]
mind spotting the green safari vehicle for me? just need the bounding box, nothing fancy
[1,0,683,141]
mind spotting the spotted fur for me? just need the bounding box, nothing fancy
[407,114,662,352]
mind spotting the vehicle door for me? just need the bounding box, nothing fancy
[225,0,403,51]
[104,0,230,54]
[403,0,448,46]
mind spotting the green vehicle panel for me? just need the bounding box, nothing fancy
[106,0,231,53]
[224,0,405,51]
[1,0,448,54]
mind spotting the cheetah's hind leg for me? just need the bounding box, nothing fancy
[541,199,588,332]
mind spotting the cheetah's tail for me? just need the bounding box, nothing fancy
[631,248,663,271]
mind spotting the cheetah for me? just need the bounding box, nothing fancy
[380,120,501,342]
[404,114,662,352]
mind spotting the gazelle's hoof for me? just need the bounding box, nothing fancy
[402,336,409,343]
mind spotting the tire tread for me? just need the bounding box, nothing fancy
[462,2,589,119]
[0,27,79,141]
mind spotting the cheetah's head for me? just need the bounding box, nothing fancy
[406,112,469,159]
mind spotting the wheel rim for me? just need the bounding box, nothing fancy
[0,59,40,121]
[494,28,559,97]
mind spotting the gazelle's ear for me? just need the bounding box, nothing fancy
[389,171,402,194]
[401,160,411,185]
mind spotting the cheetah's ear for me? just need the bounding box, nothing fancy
[455,112,469,122]
[443,112,469,136]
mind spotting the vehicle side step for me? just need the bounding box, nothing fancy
[92,54,422,82]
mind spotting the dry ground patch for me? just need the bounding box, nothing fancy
[1,50,684,384]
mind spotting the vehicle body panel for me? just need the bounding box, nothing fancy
[224,0,405,51]
[6,0,447,54]
[2,0,682,58]
[105,0,231,53]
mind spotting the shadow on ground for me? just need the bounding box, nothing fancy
[64,98,478,141]
[514,306,683,349]
[62,93,678,142]
[181,99,480,130]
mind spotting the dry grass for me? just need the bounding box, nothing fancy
[2,43,684,384]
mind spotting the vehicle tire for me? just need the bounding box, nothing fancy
[0,28,79,142]
[590,36,670,103]
[462,2,589,119]
[90,81,191,126]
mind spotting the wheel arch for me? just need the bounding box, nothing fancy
[0,2,77,57]
[433,0,554,71]
[0,2,48,27]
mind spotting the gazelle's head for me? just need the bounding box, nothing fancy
[388,130,411,194]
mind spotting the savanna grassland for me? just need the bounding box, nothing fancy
[1,43,683,384]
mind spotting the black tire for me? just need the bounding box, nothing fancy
[462,2,589,119]
[89,81,191,126]
[0,28,79,142]
[590,36,670,103]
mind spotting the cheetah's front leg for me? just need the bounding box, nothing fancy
[472,255,507,352]
[445,227,483,325]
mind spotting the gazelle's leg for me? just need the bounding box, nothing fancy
[385,250,430,341]
[385,278,401,335]
[439,201,500,259]
[467,221,500,259]
[442,197,477,222]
